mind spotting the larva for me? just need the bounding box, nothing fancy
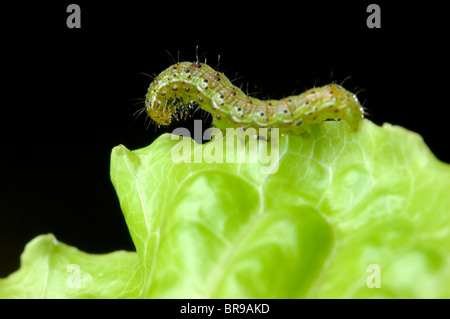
[144,62,364,135]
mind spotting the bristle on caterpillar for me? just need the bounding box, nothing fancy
[144,62,364,135]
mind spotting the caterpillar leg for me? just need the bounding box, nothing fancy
[290,125,312,138]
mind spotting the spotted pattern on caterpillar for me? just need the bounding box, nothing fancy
[144,61,364,135]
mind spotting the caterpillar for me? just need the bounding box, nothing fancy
[144,61,364,136]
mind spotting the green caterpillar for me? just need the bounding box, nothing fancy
[144,61,364,135]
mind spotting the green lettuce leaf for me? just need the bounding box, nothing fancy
[1,120,450,298]
[0,234,142,298]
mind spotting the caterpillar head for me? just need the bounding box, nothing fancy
[145,99,172,126]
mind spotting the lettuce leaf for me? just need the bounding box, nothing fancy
[0,234,142,298]
[1,120,450,298]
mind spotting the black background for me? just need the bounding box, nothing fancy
[1,1,448,277]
